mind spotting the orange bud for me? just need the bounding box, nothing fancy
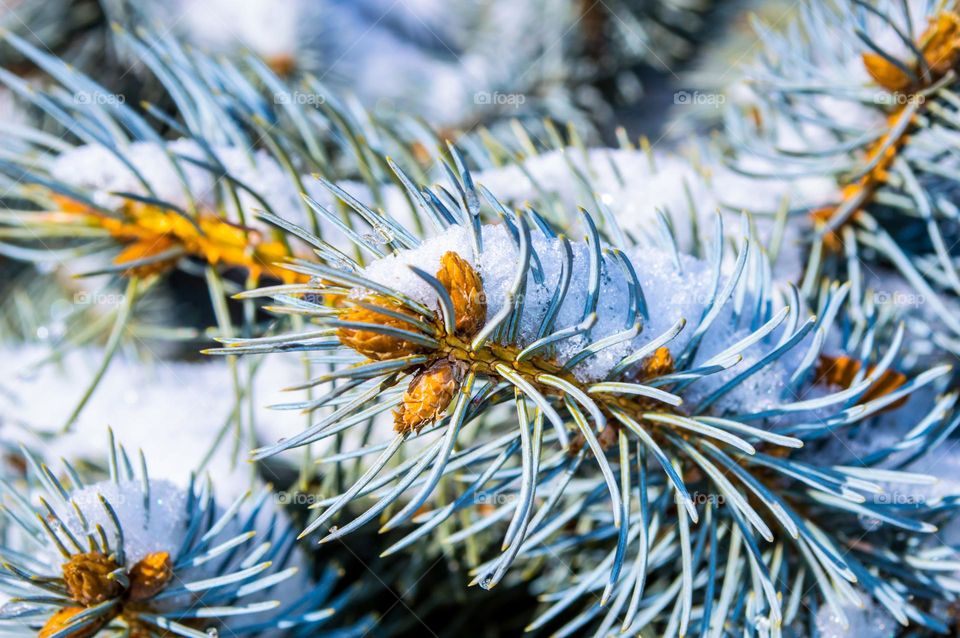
[47,190,304,283]
[50,194,94,215]
[128,551,173,602]
[113,237,180,277]
[922,11,960,77]
[862,52,913,92]
[411,141,433,165]
[436,251,486,337]
[337,297,431,361]
[40,606,110,638]
[395,359,465,434]
[815,354,862,389]
[815,355,907,411]
[634,346,675,381]
[266,53,297,77]
[810,206,846,253]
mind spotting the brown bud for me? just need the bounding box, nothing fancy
[862,52,913,93]
[40,606,111,638]
[337,297,429,361]
[861,368,907,406]
[395,359,465,434]
[266,53,297,77]
[436,251,486,337]
[567,434,586,456]
[815,355,907,412]
[597,423,620,450]
[568,424,620,456]
[62,552,123,606]
[128,551,173,602]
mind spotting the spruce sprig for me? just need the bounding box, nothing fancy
[213,142,958,635]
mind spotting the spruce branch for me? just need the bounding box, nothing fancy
[726,0,960,358]
[0,433,368,637]
[0,26,439,430]
[213,143,958,634]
